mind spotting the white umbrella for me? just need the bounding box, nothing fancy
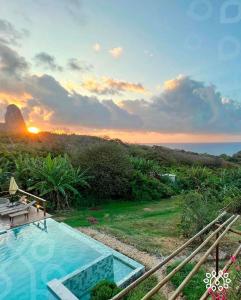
[9,177,18,195]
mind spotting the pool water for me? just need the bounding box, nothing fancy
[0,218,143,300]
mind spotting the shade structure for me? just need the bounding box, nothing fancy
[9,177,18,195]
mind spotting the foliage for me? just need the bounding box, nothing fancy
[79,143,133,200]
[179,191,220,238]
[127,276,161,300]
[0,156,12,192]
[1,133,241,215]
[15,154,90,210]
[90,277,162,300]
[130,170,175,201]
[130,157,161,175]
[167,261,206,300]
[90,280,121,300]
[227,258,241,299]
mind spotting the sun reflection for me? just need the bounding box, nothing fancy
[28,127,40,134]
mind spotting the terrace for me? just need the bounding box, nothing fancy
[0,177,51,231]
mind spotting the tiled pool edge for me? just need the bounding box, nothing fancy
[48,222,145,299]
[59,222,144,273]
[48,254,114,300]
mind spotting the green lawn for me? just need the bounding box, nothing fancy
[56,197,183,255]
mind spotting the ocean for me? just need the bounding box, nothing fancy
[149,143,241,156]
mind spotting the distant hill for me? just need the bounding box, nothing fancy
[0,131,236,168]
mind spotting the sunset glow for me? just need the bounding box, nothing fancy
[28,127,40,134]
[0,1,241,143]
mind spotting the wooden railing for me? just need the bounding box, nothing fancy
[111,212,241,300]
[17,188,47,216]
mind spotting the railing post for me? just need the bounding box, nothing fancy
[215,231,219,277]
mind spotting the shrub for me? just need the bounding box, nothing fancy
[179,191,219,238]
[130,171,175,201]
[80,143,133,200]
[130,157,161,175]
[90,280,122,300]
[167,261,206,300]
[90,277,161,300]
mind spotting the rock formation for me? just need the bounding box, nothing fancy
[0,104,27,133]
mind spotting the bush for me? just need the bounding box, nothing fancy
[130,171,175,201]
[80,143,133,200]
[90,280,122,300]
[90,277,161,300]
[167,261,206,300]
[179,191,219,238]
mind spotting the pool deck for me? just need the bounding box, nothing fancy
[0,206,51,230]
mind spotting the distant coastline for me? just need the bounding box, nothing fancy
[144,142,241,156]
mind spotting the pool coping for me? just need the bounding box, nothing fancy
[59,222,145,284]
[2,218,144,299]
[47,221,145,299]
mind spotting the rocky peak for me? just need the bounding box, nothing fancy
[4,104,27,133]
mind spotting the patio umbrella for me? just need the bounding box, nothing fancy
[9,177,19,195]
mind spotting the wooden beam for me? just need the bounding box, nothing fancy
[216,223,241,236]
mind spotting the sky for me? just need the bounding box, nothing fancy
[1,0,241,143]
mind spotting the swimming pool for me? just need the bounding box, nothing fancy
[0,218,144,300]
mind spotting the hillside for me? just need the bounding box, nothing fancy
[0,132,236,168]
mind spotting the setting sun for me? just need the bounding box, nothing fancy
[28,127,40,134]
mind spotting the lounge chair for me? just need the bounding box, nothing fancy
[0,195,28,213]
[0,203,25,214]
[0,200,36,216]
[0,198,10,208]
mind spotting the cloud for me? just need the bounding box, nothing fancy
[34,52,63,72]
[93,43,101,52]
[1,42,241,135]
[0,18,29,45]
[121,75,241,134]
[0,43,29,77]
[67,58,93,72]
[109,47,123,58]
[82,77,147,95]
[23,74,142,129]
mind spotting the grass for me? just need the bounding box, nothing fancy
[126,276,164,300]
[56,197,183,255]
[166,261,206,300]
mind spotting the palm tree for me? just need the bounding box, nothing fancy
[15,154,90,210]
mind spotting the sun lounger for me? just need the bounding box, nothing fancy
[0,200,36,216]
[0,198,10,208]
[9,210,29,224]
[0,203,25,214]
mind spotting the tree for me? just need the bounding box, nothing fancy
[15,154,89,210]
[79,143,133,199]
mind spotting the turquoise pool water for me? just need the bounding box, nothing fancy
[0,218,143,300]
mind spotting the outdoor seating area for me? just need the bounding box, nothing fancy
[0,177,51,230]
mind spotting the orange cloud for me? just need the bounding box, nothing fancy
[109,47,123,58]
[82,77,147,95]
[163,75,184,90]
[0,92,31,108]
